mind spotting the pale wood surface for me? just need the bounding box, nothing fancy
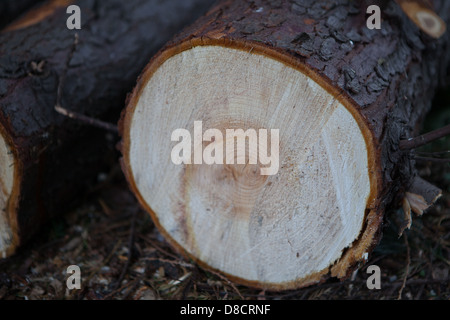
[128,46,372,285]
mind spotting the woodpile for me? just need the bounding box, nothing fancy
[1,0,449,291]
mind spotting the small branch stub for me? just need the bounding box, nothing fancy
[399,124,450,150]
[395,0,447,38]
[55,105,119,133]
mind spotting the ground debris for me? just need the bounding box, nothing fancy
[0,130,449,300]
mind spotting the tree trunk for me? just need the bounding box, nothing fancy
[0,0,215,258]
[119,0,450,290]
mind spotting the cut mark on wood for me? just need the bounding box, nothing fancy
[127,45,372,286]
[0,132,15,257]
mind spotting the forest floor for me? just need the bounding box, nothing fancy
[0,93,449,301]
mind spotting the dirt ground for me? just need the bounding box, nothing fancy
[0,93,449,301]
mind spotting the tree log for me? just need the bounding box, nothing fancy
[0,0,215,258]
[119,0,450,290]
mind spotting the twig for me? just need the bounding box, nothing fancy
[415,275,427,300]
[113,208,139,290]
[143,257,195,269]
[207,269,244,300]
[400,124,450,150]
[55,105,119,133]
[416,150,450,156]
[54,33,119,133]
[85,239,122,284]
[140,235,181,260]
[102,278,138,300]
[398,233,411,300]
[414,156,450,163]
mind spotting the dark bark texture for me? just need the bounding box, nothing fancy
[0,0,215,257]
[120,0,450,285]
[0,0,45,29]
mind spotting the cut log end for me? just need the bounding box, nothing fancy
[0,130,15,258]
[121,42,382,289]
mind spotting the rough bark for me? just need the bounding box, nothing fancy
[0,0,215,258]
[119,0,450,290]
